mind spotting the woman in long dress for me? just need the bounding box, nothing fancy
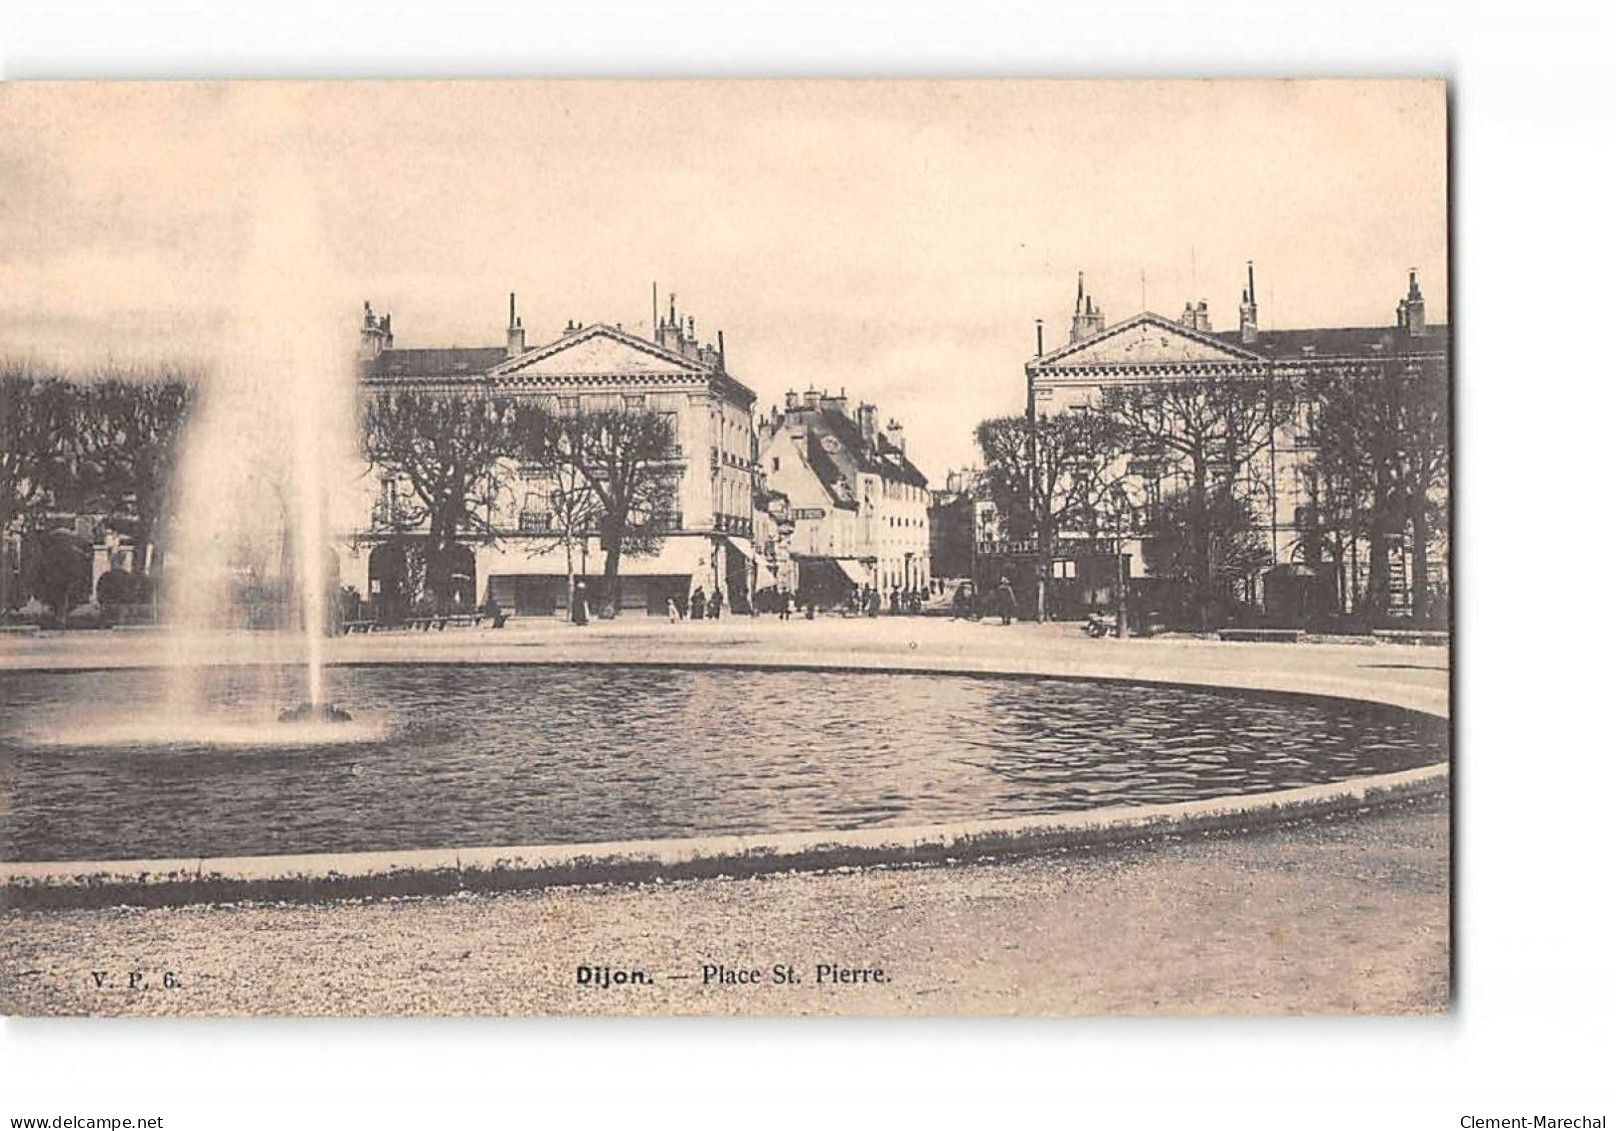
[571,581,589,625]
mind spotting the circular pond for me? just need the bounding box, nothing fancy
[0,663,1447,862]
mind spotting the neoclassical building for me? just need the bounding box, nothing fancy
[1021,265,1449,617]
[346,294,764,618]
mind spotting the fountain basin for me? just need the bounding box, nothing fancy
[1,662,1447,864]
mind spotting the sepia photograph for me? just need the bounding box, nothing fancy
[0,78,1452,1020]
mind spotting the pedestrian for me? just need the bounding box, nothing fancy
[571,581,590,626]
[782,591,795,620]
[889,585,900,615]
[953,581,972,620]
[710,588,723,619]
[667,591,683,624]
[690,586,706,621]
[996,575,1015,626]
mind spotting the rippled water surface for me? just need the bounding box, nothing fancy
[0,664,1447,861]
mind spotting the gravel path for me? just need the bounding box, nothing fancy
[2,798,1448,1017]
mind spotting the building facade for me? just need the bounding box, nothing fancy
[1023,265,1449,620]
[347,293,765,618]
[757,387,930,604]
[927,467,990,582]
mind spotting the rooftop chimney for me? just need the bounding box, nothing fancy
[1404,268,1427,337]
[886,419,906,456]
[858,403,878,447]
[360,300,394,358]
[802,386,822,411]
[785,389,800,411]
[1070,272,1105,342]
[1239,261,1259,345]
[506,292,525,356]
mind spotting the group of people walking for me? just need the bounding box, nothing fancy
[752,582,936,619]
[564,580,733,625]
[564,574,1018,626]
[680,585,725,621]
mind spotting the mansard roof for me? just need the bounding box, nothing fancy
[363,346,509,381]
[1215,324,1450,360]
[363,321,756,405]
[784,404,929,497]
[1029,310,1451,377]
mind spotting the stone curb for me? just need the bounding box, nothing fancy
[1,763,1448,911]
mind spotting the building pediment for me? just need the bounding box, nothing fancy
[1031,312,1264,371]
[491,323,709,379]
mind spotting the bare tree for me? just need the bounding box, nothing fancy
[556,409,680,617]
[1100,373,1293,610]
[1308,352,1448,622]
[974,408,1129,621]
[507,402,603,619]
[76,373,195,575]
[361,390,513,609]
[2,368,91,611]
[1,367,79,533]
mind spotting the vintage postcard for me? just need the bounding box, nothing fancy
[0,79,1450,1016]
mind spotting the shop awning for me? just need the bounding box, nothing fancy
[720,535,780,585]
[834,558,874,589]
[481,535,713,578]
[794,555,873,589]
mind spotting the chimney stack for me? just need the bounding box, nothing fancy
[785,389,800,411]
[1070,272,1106,342]
[1239,261,1259,345]
[886,419,906,456]
[506,292,526,356]
[858,403,878,447]
[360,300,394,358]
[1404,268,1427,337]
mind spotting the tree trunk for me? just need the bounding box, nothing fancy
[1411,495,1431,624]
[600,517,623,618]
[1189,456,1211,628]
[427,512,452,612]
[1366,519,1390,620]
[564,535,576,622]
[1349,534,1360,616]
[1037,518,1051,622]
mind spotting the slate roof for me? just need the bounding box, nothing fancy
[787,405,929,502]
[363,347,509,381]
[1212,325,1450,360]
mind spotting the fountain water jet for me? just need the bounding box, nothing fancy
[159,152,363,730]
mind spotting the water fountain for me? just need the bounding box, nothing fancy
[158,156,361,732]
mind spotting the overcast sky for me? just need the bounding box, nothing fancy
[0,79,1447,479]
